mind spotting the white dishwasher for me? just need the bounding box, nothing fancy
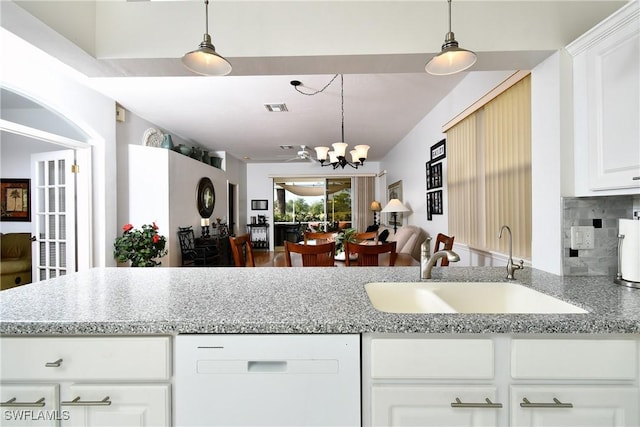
[175,334,361,426]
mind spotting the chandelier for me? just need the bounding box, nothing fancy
[314,75,370,169]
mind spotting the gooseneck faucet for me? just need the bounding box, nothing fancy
[498,225,524,280]
[421,237,460,279]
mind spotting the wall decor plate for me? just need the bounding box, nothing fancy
[197,177,215,218]
[142,128,163,147]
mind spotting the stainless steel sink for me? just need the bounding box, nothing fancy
[365,282,588,314]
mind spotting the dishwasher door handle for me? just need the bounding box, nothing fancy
[247,361,288,373]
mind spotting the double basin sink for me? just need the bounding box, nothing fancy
[365,282,587,314]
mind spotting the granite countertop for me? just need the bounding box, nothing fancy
[1,266,639,335]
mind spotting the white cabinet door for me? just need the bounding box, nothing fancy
[568,0,640,193]
[372,386,501,427]
[511,386,639,427]
[62,384,170,427]
[0,384,59,427]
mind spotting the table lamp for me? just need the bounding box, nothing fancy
[381,199,410,234]
[370,201,382,226]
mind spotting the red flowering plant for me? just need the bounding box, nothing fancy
[113,222,168,267]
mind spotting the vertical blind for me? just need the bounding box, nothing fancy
[354,176,375,232]
[447,75,532,259]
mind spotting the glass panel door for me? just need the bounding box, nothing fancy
[31,150,76,281]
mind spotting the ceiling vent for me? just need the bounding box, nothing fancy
[280,145,293,150]
[264,103,288,112]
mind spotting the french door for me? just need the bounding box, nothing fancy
[31,150,76,281]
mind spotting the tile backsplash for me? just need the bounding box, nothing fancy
[562,195,637,276]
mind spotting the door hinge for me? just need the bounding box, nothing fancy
[71,164,80,174]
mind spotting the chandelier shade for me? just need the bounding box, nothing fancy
[425,0,476,76]
[182,0,232,76]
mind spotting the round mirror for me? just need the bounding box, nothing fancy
[197,177,215,218]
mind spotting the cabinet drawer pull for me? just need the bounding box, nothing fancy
[451,397,503,408]
[61,396,112,406]
[0,397,46,408]
[520,397,573,408]
[633,176,640,180]
[45,358,63,368]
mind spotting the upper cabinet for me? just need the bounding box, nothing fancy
[567,0,640,195]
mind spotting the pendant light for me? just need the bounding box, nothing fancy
[314,75,370,169]
[425,0,477,76]
[182,0,232,76]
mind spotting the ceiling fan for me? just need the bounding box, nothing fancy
[285,145,317,163]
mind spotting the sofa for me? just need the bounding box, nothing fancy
[376,225,428,261]
[1,232,32,290]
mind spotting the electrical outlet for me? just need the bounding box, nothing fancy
[570,226,595,250]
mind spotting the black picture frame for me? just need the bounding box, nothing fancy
[251,199,268,210]
[1,178,31,222]
[427,162,443,190]
[197,177,215,218]
[425,161,431,190]
[430,139,446,162]
[426,192,433,221]
[430,189,443,215]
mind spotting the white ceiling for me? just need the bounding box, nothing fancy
[2,0,628,163]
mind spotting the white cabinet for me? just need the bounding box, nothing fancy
[0,336,171,427]
[567,0,640,194]
[363,334,640,427]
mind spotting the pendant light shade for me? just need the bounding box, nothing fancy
[182,0,232,76]
[425,0,476,76]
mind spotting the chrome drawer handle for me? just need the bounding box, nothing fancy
[521,397,573,408]
[45,358,63,368]
[0,397,46,407]
[633,176,639,180]
[61,396,111,406]
[451,397,503,408]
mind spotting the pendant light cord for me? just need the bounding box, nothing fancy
[447,0,452,33]
[340,74,345,142]
[292,74,339,96]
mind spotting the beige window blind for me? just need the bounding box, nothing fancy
[354,176,375,232]
[447,74,531,259]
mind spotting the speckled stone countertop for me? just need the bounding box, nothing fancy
[1,266,639,335]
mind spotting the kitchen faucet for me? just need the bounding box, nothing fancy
[498,225,524,280]
[421,237,460,280]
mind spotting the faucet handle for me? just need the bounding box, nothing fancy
[516,259,524,270]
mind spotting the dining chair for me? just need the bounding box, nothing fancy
[229,234,255,267]
[354,231,378,244]
[303,231,337,244]
[177,226,219,266]
[284,241,336,267]
[433,233,455,266]
[344,241,397,266]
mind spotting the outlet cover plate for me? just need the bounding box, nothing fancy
[570,225,595,250]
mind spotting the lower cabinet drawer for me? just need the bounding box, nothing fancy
[371,338,494,379]
[0,337,171,381]
[510,385,640,427]
[511,339,637,380]
[372,385,501,427]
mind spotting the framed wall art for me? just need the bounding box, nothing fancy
[427,162,443,190]
[430,138,446,162]
[430,190,443,215]
[1,179,31,222]
[426,192,433,221]
[197,177,215,218]
[251,199,269,210]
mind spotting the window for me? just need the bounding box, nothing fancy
[447,74,531,259]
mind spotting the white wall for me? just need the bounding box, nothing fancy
[530,50,574,275]
[129,145,228,267]
[1,28,117,267]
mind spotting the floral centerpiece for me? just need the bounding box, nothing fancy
[114,222,168,267]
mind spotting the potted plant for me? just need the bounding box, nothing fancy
[114,222,168,267]
[334,227,357,255]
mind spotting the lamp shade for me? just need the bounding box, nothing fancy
[425,45,477,75]
[182,36,232,76]
[314,146,330,161]
[370,201,382,212]
[381,199,410,213]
